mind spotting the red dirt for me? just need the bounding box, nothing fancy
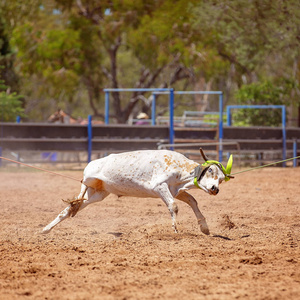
[0,167,299,299]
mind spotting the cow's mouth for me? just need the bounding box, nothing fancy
[209,189,219,196]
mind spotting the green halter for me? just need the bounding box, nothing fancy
[193,154,233,189]
[202,154,233,182]
[194,177,202,189]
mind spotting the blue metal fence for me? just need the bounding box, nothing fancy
[152,91,224,161]
[103,88,175,148]
[87,115,93,163]
[103,88,224,161]
[226,105,287,165]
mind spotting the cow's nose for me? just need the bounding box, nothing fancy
[211,185,219,194]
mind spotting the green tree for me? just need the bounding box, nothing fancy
[127,0,228,114]
[0,2,25,121]
[191,0,300,81]
[54,0,204,123]
[190,0,300,124]
[0,0,43,93]
[10,3,86,120]
[0,78,25,121]
[4,0,300,125]
[0,15,19,93]
[233,79,295,126]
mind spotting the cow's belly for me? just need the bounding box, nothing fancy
[102,180,157,198]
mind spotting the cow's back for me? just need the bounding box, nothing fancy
[83,150,197,197]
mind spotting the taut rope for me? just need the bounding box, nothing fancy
[0,156,82,183]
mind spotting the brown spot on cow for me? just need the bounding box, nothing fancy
[89,179,103,191]
[164,155,198,173]
[184,162,198,173]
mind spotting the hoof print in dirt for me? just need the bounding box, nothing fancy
[220,214,236,230]
[239,256,263,265]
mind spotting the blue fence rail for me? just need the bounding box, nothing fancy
[227,105,286,165]
[103,88,175,147]
[104,89,224,161]
[2,94,299,167]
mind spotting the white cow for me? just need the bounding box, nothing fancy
[43,149,233,235]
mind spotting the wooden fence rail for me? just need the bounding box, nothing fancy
[0,123,299,164]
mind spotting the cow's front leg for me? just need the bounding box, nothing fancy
[154,182,178,233]
[176,191,210,235]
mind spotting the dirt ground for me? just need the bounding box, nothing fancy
[0,165,299,300]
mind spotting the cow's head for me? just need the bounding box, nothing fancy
[193,148,234,195]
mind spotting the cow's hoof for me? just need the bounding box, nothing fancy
[200,226,210,235]
[41,227,51,234]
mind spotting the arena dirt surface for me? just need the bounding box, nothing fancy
[0,166,299,299]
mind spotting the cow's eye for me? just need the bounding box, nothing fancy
[208,168,212,173]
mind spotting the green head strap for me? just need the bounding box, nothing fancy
[193,149,234,190]
[201,154,233,182]
[193,177,201,189]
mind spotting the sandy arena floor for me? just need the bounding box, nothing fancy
[0,166,299,299]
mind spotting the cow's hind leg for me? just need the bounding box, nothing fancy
[42,182,109,234]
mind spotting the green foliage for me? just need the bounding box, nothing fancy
[233,79,295,126]
[0,79,25,121]
[0,12,19,93]
[12,20,82,94]
[9,4,88,119]
[1,0,300,124]
[191,0,300,71]
[0,9,23,121]
[128,0,205,69]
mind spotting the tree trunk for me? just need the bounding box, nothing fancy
[108,44,124,123]
[194,78,212,112]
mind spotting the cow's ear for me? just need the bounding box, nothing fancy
[225,154,233,181]
[225,155,233,175]
[194,165,203,181]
